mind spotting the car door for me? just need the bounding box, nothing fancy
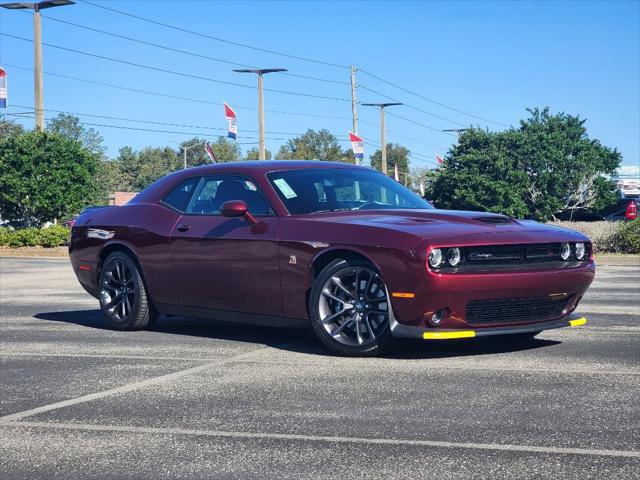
[169,174,282,317]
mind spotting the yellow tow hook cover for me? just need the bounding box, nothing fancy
[569,317,587,327]
[423,330,476,340]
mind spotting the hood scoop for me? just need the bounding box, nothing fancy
[473,216,514,225]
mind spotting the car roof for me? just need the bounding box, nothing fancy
[131,160,374,205]
[182,160,371,175]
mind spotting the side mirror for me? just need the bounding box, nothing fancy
[220,200,258,225]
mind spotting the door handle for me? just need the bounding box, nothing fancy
[176,223,191,232]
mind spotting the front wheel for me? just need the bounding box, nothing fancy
[99,251,157,330]
[308,259,394,356]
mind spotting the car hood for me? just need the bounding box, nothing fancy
[304,209,590,246]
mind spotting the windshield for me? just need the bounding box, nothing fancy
[267,167,434,215]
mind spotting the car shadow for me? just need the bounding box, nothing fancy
[34,309,561,360]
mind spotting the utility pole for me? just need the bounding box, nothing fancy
[1,1,75,130]
[350,66,358,134]
[33,7,43,129]
[233,68,287,160]
[362,102,402,175]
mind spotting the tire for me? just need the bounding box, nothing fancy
[98,251,158,330]
[309,258,395,356]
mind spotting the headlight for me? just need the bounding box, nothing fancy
[575,242,586,260]
[447,247,462,267]
[428,248,443,268]
[560,243,571,261]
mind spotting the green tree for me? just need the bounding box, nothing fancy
[208,136,241,163]
[115,145,180,191]
[47,113,106,157]
[179,138,208,167]
[277,129,351,162]
[96,159,126,198]
[427,108,621,220]
[245,146,272,160]
[370,143,411,177]
[0,130,102,226]
[0,119,25,142]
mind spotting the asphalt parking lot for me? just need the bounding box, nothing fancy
[0,257,638,479]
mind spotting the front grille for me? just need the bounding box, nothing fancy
[465,244,566,265]
[465,296,569,325]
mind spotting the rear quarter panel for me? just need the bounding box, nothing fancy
[70,203,180,303]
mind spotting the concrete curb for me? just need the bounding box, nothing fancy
[594,255,640,266]
[0,247,68,258]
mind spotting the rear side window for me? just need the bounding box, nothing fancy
[186,175,273,215]
[162,177,201,212]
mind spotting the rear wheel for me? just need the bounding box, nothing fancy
[99,251,157,330]
[309,259,394,356]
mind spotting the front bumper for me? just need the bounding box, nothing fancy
[390,312,587,340]
[385,259,595,329]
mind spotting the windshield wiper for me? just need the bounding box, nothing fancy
[307,208,352,215]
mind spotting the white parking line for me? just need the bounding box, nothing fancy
[0,340,305,424]
[2,352,639,376]
[577,306,640,315]
[1,352,216,362]
[3,421,638,459]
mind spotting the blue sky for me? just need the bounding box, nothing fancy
[1,0,638,169]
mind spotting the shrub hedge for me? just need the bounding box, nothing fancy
[1,221,638,254]
[0,225,70,248]
[549,220,639,254]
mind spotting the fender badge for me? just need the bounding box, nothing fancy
[289,255,297,265]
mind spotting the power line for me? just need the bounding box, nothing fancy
[10,0,502,132]
[4,63,353,120]
[359,68,507,127]
[33,12,350,86]
[358,119,447,151]
[4,112,286,143]
[6,110,440,166]
[384,110,457,136]
[1,33,351,102]
[7,3,500,131]
[31,12,466,126]
[8,104,315,136]
[77,0,350,70]
[359,84,468,128]
[3,64,352,119]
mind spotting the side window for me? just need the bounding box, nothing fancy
[186,175,273,215]
[162,177,201,212]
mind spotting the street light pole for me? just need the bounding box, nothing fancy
[362,102,403,175]
[233,68,287,160]
[257,73,265,160]
[1,1,75,131]
[350,66,358,134]
[180,140,205,169]
[442,128,469,138]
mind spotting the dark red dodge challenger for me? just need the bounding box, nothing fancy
[70,161,593,356]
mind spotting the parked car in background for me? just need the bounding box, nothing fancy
[69,161,594,356]
[557,197,637,222]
